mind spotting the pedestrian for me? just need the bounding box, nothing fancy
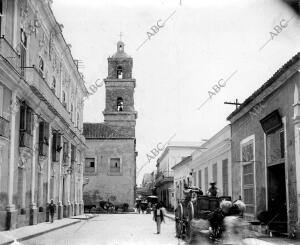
[136,201,141,214]
[153,202,165,234]
[207,182,219,197]
[48,199,56,223]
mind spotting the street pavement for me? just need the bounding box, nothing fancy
[22,214,182,245]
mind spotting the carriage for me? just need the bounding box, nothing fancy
[175,187,231,241]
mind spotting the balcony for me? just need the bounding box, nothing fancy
[0,36,20,74]
[155,170,174,186]
[24,66,72,128]
[19,131,33,149]
[0,116,9,139]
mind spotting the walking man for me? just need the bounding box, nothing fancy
[153,202,165,234]
[49,199,56,223]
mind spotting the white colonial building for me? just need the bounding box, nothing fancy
[172,125,232,207]
[0,0,87,230]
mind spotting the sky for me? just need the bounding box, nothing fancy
[52,0,300,185]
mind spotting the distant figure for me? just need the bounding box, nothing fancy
[207,182,219,197]
[48,199,56,223]
[153,202,165,234]
[136,202,141,214]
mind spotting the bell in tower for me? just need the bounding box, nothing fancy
[103,39,138,137]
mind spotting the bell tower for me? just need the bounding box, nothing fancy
[103,40,137,137]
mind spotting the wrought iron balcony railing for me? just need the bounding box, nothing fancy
[0,116,9,138]
[155,170,174,183]
[23,66,72,128]
[0,36,20,74]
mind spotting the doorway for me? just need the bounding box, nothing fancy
[267,163,287,233]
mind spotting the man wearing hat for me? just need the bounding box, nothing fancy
[207,181,219,197]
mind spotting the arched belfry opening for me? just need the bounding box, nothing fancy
[117,66,123,79]
[117,97,124,111]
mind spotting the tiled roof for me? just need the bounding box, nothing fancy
[227,52,300,120]
[83,123,129,139]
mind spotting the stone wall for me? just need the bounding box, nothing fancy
[84,139,136,207]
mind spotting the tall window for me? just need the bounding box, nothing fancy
[117,66,123,79]
[20,28,27,77]
[117,97,123,111]
[62,91,66,108]
[193,172,196,186]
[52,78,56,93]
[222,159,229,196]
[213,163,217,183]
[70,104,73,122]
[205,167,208,192]
[38,56,44,77]
[198,170,202,190]
[110,158,121,174]
[241,138,255,214]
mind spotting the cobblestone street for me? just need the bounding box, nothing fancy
[22,214,180,245]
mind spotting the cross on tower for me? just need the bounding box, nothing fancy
[119,32,123,41]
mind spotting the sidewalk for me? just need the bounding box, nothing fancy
[0,214,97,245]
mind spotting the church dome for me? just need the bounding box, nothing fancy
[111,40,131,58]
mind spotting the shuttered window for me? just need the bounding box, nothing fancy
[213,163,217,183]
[198,170,202,190]
[241,139,255,214]
[222,159,228,196]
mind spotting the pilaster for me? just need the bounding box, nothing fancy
[47,125,53,203]
[6,92,18,230]
[29,114,39,225]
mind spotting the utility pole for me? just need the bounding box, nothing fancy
[224,99,242,109]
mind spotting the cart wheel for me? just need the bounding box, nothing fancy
[186,201,194,241]
[175,203,183,238]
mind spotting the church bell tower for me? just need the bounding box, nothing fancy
[103,40,137,137]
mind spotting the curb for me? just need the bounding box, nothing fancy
[0,220,81,245]
[71,214,98,220]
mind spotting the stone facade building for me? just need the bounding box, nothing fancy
[83,41,137,208]
[0,0,87,230]
[227,53,299,235]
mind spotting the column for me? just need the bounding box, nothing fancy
[45,125,52,221]
[74,149,78,216]
[67,141,71,217]
[29,114,39,225]
[6,92,18,230]
[58,134,63,219]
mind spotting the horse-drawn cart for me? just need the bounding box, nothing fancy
[175,187,231,241]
